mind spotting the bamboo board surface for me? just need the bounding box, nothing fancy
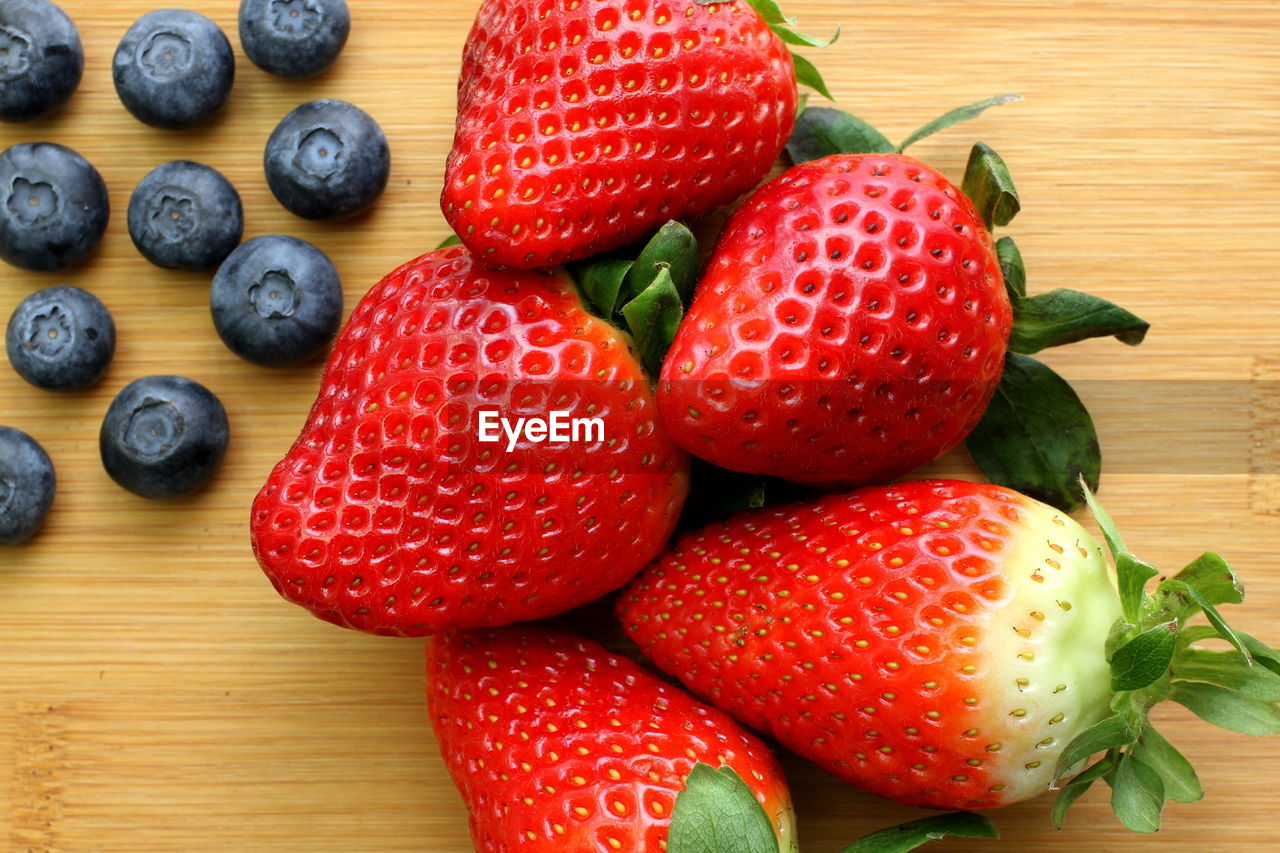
[2,1,1279,850]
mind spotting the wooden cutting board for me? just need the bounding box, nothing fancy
[3,1,1278,850]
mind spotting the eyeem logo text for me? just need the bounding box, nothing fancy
[477,410,606,452]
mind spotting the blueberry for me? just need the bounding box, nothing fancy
[6,285,115,392]
[264,100,389,221]
[211,234,343,367]
[0,0,84,122]
[0,141,109,272]
[128,161,243,272]
[99,375,229,499]
[112,9,234,130]
[0,426,56,545]
[239,0,350,79]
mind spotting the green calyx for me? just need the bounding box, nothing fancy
[566,221,699,375]
[1048,483,1280,834]
[669,763,789,853]
[696,0,838,99]
[838,812,999,853]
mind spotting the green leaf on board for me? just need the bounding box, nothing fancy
[1081,478,1127,560]
[1173,650,1280,700]
[1109,752,1165,834]
[669,764,780,853]
[966,353,1099,512]
[790,53,834,101]
[1132,727,1204,804]
[1169,681,1280,736]
[961,141,1020,230]
[897,94,1022,153]
[837,812,998,853]
[1009,288,1150,354]
[1159,580,1251,663]
[1171,552,1244,607]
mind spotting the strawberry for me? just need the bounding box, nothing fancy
[441,0,831,269]
[657,99,1151,508]
[250,245,689,636]
[426,626,797,851]
[657,153,1012,488]
[620,480,1280,830]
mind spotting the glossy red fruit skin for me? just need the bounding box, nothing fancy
[442,0,797,269]
[427,627,795,852]
[619,481,1113,810]
[658,154,1012,486]
[251,247,689,636]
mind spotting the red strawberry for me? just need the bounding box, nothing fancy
[427,627,797,851]
[251,246,689,636]
[621,479,1280,824]
[441,0,803,269]
[657,154,1012,487]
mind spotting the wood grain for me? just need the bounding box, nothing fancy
[2,1,1278,850]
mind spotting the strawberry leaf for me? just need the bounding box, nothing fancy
[773,23,841,49]
[1157,579,1251,663]
[622,266,685,375]
[965,353,1100,512]
[738,0,838,97]
[1132,727,1204,803]
[1109,751,1165,833]
[1080,483,1157,623]
[996,236,1026,299]
[1009,289,1150,354]
[436,233,462,249]
[1110,621,1178,691]
[897,94,1022,153]
[790,53,833,101]
[1172,650,1280,702]
[669,764,780,853]
[572,258,634,318]
[786,107,896,163]
[1169,681,1280,735]
[962,142,1020,230]
[1053,714,1135,785]
[1081,479,1127,559]
[1051,756,1112,829]
[836,812,998,853]
[624,221,699,304]
[1170,552,1243,607]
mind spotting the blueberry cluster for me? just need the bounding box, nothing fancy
[2,0,382,543]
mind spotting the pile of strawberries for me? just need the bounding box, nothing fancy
[248,1,1280,850]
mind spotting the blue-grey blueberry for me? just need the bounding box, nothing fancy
[0,0,84,122]
[112,9,234,130]
[6,285,115,392]
[210,234,342,367]
[264,99,389,221]
[99,375,229,499]
[0,426,56,545]
[128,160,243,271]
[0,141,109,272]
[239,0,350,79]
